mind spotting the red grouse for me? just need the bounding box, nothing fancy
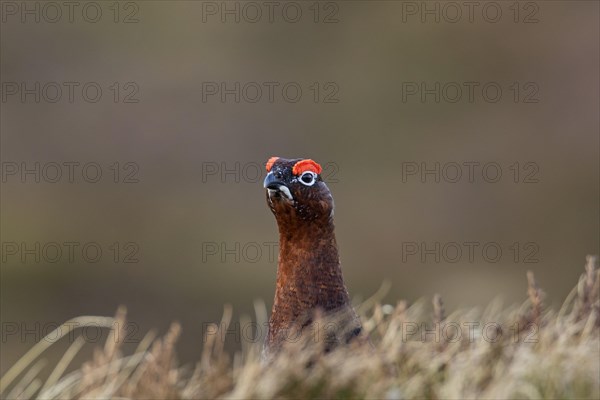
[263,157,364,356]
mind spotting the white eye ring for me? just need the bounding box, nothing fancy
[298,171,317,186]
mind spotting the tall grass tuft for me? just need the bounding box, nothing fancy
[1,256,599,399]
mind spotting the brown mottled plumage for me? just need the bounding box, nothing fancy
[262,157,364,357]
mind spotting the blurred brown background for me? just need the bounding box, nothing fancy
[1,1,598,372]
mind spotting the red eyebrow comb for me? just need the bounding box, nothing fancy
[266,157,279,172]
[292,159,322,175]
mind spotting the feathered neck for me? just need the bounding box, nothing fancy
[266,217,352,348]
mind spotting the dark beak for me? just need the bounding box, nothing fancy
[264,172,293,200]
[263,171,284,189]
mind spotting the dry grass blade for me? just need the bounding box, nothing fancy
[6,359,47,400]
[0,316,116,395]
[433,293,446,325]
[38,336,86,397]
[526,270,544,327]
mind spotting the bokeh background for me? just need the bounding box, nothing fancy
[1,1,598,373]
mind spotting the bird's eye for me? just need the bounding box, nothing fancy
[299,171,317,186]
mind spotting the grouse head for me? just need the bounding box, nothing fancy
[263,157,334,229]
